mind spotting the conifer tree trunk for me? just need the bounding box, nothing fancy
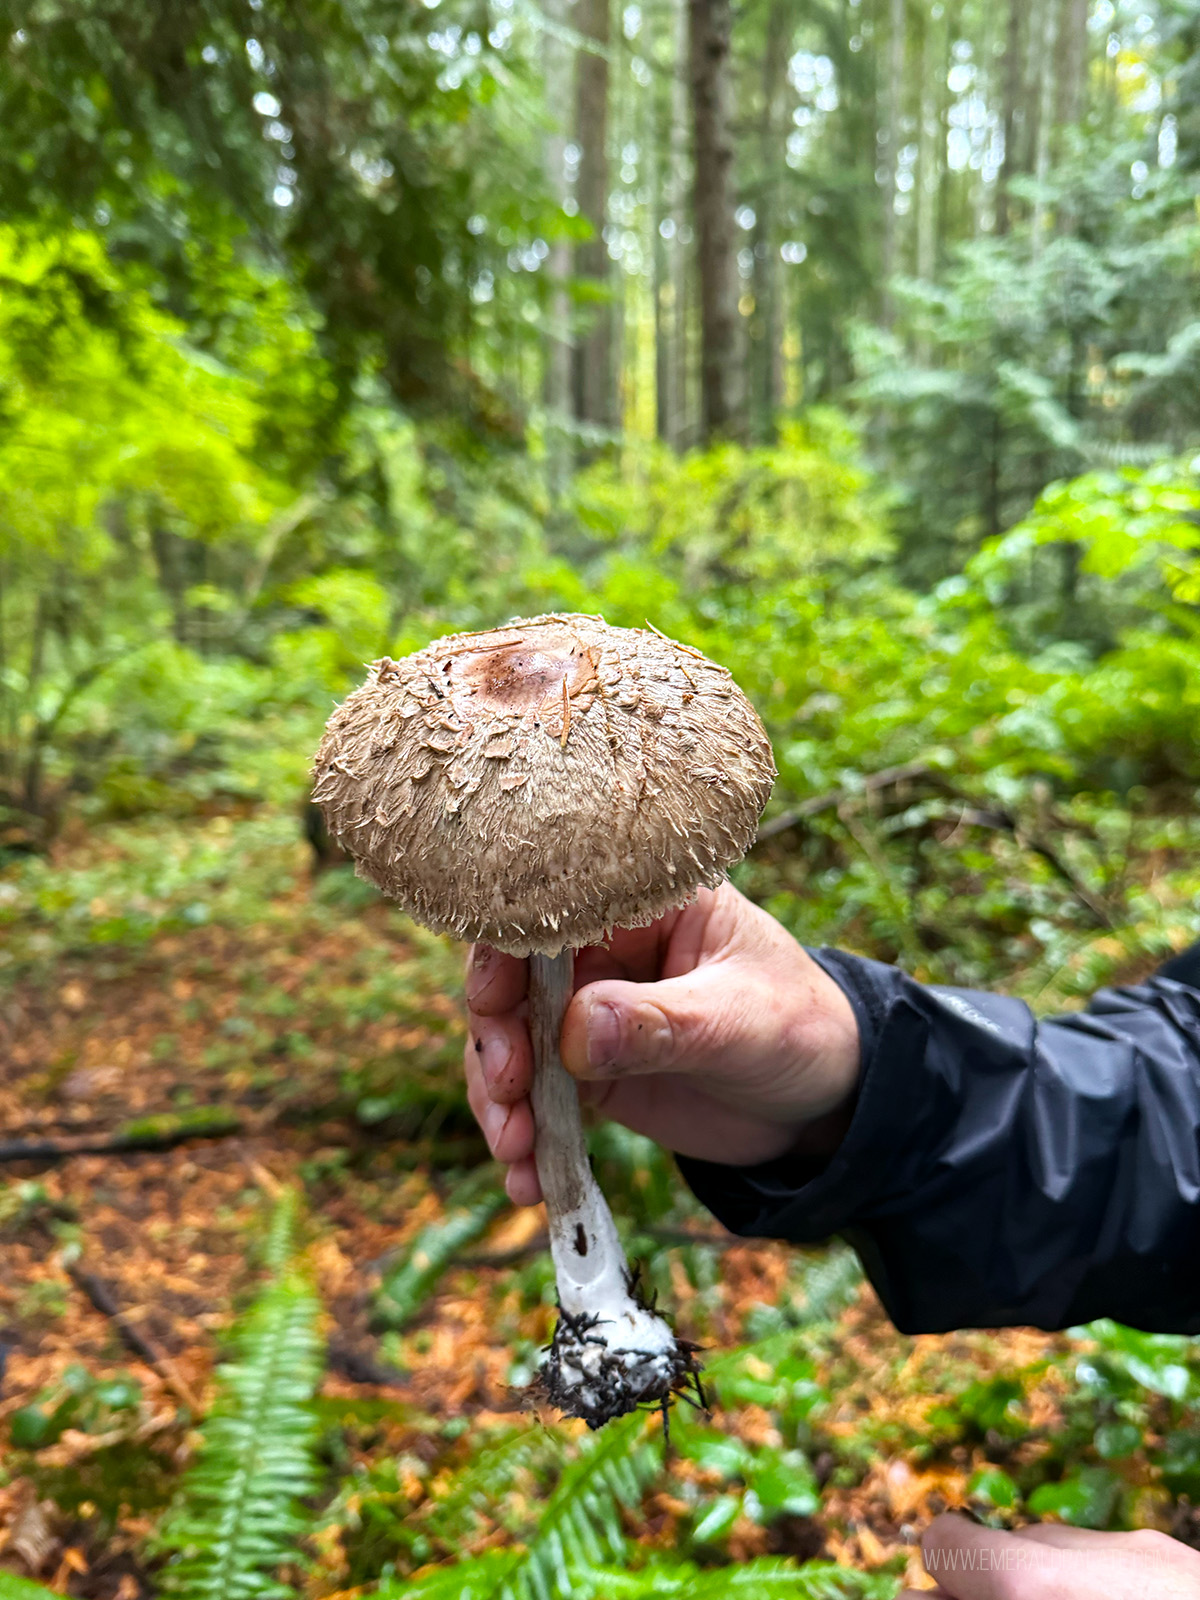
[573,0,614,435]
[916,1,940,283]
[995,0,1025,235]
[543,0,573,496]
[668,0,691,446]
[689,0,744,441]
[1055,0,1089,145]
[652,101,671,444]
[880,0,906,319]
[751,0,788,436]
[937,0,964,252]
[1031,0,1061,254]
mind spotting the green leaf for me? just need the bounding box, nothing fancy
[691,1494,741,1544]
[746,1448,820,1520]
[681,1431,756,1479]
[398,1413,663,1600]
[0,1574,67,1598]
[8,1402,59,1449]
[1094,1421,1142,1460]
[1026,1467,1120,1528]
[967,1468,1018,1509]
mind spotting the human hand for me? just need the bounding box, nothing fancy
[900,1513,1200,1598]
[463,880,861,1205]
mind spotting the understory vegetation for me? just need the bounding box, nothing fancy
[0,447,1198,1592]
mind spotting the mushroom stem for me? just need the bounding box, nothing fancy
[529,951,628,1315]
[528,952,699,1428]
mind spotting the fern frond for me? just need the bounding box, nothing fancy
[396,1414,661,1600]
[392,1553,898,1600]
[261,1186,300,1274]
[417,1423,555,1548]
[792,1245,864,1323]
[558,1556,899,1598]
[374,1178,508,1330]
[157,1199,325,1600]
[379,1550,524,1600]
[515,1411,659,1592]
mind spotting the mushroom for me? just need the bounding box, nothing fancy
[312,613,775,1427]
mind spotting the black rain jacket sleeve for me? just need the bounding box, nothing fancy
[676,942,1200,1335]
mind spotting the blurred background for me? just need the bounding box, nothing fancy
[0,0,1199,1595]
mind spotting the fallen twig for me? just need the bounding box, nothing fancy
[67,1264,203,1412]
[907,799,1115,929]
[759,762,1115,929]
[327,1335,408,1388]
[457,1229,551,1268]
[0,1110,243,1165]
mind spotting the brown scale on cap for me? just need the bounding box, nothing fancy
[311,613,775,956]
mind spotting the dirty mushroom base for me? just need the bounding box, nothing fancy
[525,951,706,1431]
[533,1274,706,1434]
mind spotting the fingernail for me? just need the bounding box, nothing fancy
[481,1032,512,1090]
[482,1101,508,1151]
[466,945,496,1005]
[585,1002,621,1073]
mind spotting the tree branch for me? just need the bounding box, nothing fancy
[755,761,934,842]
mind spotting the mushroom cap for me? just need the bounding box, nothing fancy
[311,612,775,956]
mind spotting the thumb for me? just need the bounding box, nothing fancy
[561,967,756,1082]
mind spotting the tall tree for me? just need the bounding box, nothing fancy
[573,0,616,434]
[915,0,942,283]
[667,0,694,446]
[1031,0,1062,252]
[0,0,551,436]
[689,0,744,440]
[996,0,1027,234]
[543,0,574,496]
[1055,0,1090,136]
[749,0,790,435]
[881,0,908,318]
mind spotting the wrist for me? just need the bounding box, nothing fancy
[791,950,862,1115]
[773,951,861,1162]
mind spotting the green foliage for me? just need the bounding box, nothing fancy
[0,1576,66,1599]
[395,1554,896,1599]
[0,814,304,969]
[380,1414,895,1600]
[374,1176,509,1330]
[4,1,1200,1593]
[9,1363,142,1450]
[156,1193,324,1599]
[1025,1467,1121,1529]
[0,0,555,424]
[116,1107,243,1145]
[571,415,888,587]
[855,133,1200,581]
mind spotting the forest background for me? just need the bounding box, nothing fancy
[1,0,1200,1596]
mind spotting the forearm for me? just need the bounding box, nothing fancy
[678,945,1200,1334]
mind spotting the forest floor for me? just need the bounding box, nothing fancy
[0,811,1192,1597]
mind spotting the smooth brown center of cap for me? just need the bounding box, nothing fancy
[447,628,600,716]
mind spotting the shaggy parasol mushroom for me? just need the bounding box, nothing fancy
[312,613,775,1427]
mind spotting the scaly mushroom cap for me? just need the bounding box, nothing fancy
[311,613,775,955]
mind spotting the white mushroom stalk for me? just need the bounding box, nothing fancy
[528,952,700,1427]
[311,612,775,1429]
